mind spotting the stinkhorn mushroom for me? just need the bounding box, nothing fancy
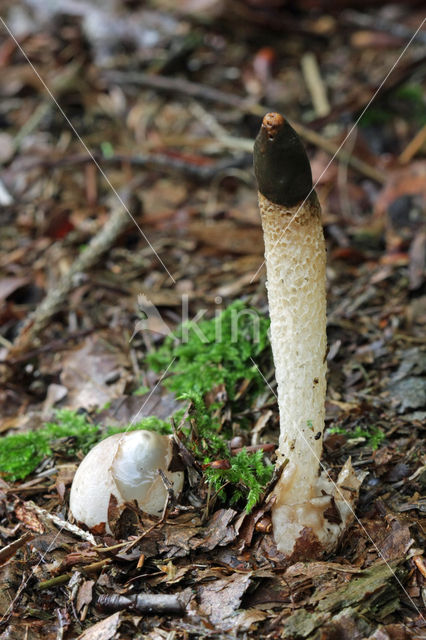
[69,430,184,532]
[254,113,361,558]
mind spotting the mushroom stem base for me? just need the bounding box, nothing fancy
[272,458,363,558]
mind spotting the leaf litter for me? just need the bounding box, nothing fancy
[0,1,425,638]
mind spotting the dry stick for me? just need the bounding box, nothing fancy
[12,62,82,152]
[3,327,107,366]
[310,53,426,131]
[97,592,185,615]
[36,559,111,591]
[301,52,330,118]
[104,70,385,184]
[36,573,73,590]
[0,531,34,565]
[343,9,426,46]
[22,500,97,545]
[293,122,385,184]
[7,199,133,359]
[16,151,249,181]
[399,122,426,164]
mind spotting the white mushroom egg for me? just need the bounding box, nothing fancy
[69,430,184,532]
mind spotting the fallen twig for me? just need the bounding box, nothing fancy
[36,573,73,590]
[6,195,134,359]
[104,70,385,184]
[96,592,185,615]
[36,559,111,590]
[231,443,276,455]
[13,151,250,181]
[399,122,426,164]
[343,10,426,45]
[1,327,105,366]
[413,555,426,578]
[11,62,82,155]
[301,52,330,118]
[0,531,34,565]
[310,53,426,130]
[23,500,97,545]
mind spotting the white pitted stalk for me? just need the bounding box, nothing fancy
[69,430,184,533]
[254,113,361,558]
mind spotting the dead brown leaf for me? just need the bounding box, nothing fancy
[14,502,44,534]
[189,221,263,254]
[77,611,122,640]
[197,571,252,631]
[194,508,238,551]
[379,518,413,561]
[60,331,131,410]
[375,161,426,218]
[76,579,95,614]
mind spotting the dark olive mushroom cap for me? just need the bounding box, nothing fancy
[254,113,313,207]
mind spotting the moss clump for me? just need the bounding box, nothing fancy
[148,302,274,512]
[0,410,99,481]
[0,410,172,481]
[328,424,385,450]
[106,416,171,437]
[2,303,274,513]
[179,391,273,512]
[147,300,270,399]
[205,448,273,513]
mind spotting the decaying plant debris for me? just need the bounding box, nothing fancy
[0,1,425,638]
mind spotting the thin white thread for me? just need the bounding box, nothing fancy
[0,17,176,284]
[250,356,424,621]
[250,16,426,284]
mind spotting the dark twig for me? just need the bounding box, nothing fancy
[37,560,112,591]
[5,196,134,359]
[343,10,426,45]
[231,443,276,455]
[14,152,250,181]
[310,53,426,130]
[104,70,386,184]
[104,71,250,112]
[0,531,34,565]
[96,592,185,615]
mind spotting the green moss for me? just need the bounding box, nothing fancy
[395,83,423,102]
[0,410,99,481]
[204,448,273,513]
[147,300,270,399]
[133,385,149,396]
[181,391,227,457]
[179,392,273,512]
[359,107,392,127]
[0,410,172,481]
[147,302,273,512]
[100,141,114,158]
[0,432,51,483]
[328,424,385,450]
[395,83,426,125]
[105,416,171,436]
[360,83,426,128]
[2,303,274,512]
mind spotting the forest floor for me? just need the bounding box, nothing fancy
[0,1,425,638]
